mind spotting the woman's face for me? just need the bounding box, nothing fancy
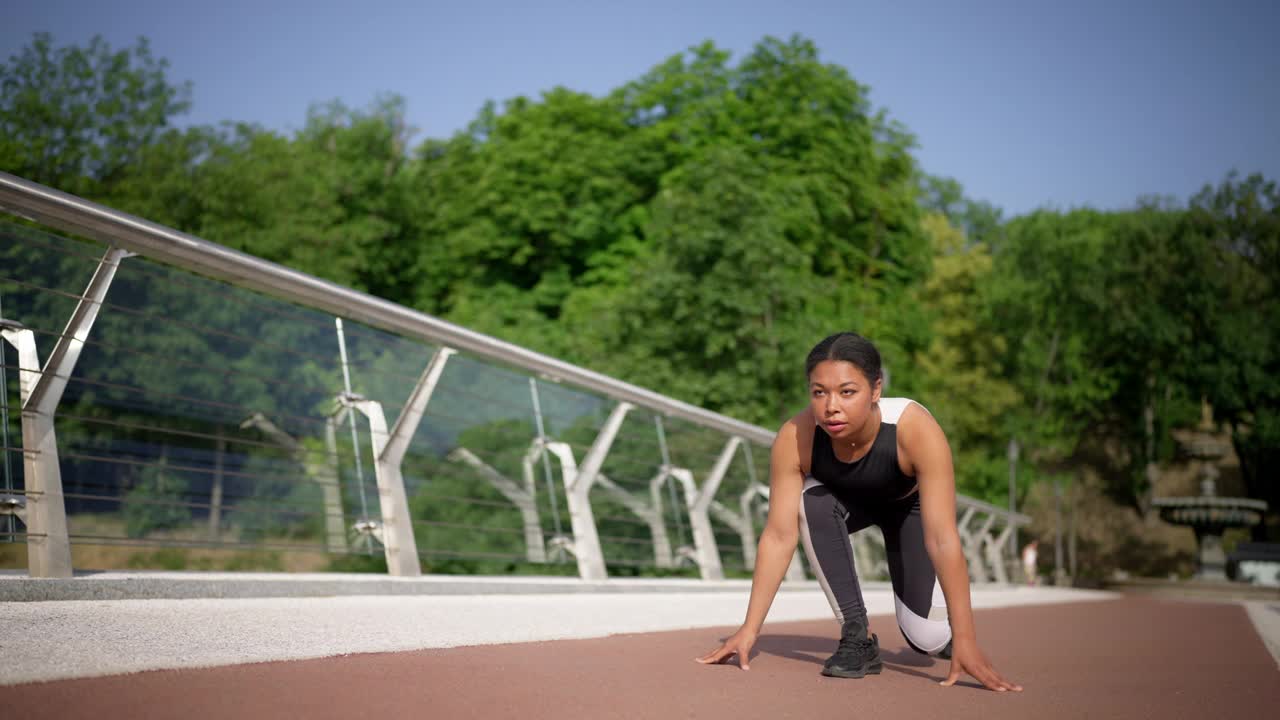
[808,360,881,440]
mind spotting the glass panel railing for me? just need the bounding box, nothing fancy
[0,171,1029,581]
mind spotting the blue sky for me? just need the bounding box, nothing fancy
[4,0,1277,216]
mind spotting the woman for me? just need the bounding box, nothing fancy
[696,332,1021,692]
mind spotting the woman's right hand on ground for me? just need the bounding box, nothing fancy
[695,627,758,670]
[942,639,1023,692]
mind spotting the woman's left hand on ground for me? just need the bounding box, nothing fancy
[942,641,1023,692]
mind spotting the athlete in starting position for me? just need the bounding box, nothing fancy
[696,332,1021,692]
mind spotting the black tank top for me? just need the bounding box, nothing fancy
[810,400,917,505]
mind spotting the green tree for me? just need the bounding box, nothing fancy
[406,85,645,345]
[184,96,415,295]
[122,456,192,538]
[912,213,1021,503]
[987,204,1225,514]
[989,209,1123,468]
[416,35,934,426]
[919,174,1004,246]
[1181,173,1280,535]
[0,33,191,196]
[1084,205,1203,511]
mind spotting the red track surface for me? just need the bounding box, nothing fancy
[3,596,1276,719]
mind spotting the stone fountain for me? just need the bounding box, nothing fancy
[1152,434,1267,580]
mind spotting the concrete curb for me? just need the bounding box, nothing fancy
[0,569,834,601]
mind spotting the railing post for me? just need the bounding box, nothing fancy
[668,436,742,581]
[708,499,752,572]
[380,348,454,469]
[0,246,127,578]
[696,437,742,580]
[646,470,678,567]
[667,469,703,571]
[340,347,453,576]
[852,528,888,580]
[344,396,418,577]
[748,481,808,581]
[958,499,1031,585]
[453,443,546,563]
[958,506,996,583]
[598,472,672,568]
[974,512,998,582]
[985,521,1014,584]
[239,411,348,554]
[544,401,632,580]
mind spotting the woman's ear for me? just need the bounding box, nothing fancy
[871,377,883,402]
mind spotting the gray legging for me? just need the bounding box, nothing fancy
[797,477,952,654]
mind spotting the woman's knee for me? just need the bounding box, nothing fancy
[895,598,952,655]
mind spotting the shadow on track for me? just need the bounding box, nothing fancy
[750,633,983,689]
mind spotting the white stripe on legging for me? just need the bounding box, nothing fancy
[893,578,952,653]
[798,476,851,625]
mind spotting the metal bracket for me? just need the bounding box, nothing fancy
[0,493,27,522]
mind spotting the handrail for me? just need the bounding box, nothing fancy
[0,171,775,445]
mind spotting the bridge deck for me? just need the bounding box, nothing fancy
[1,584,1277,719]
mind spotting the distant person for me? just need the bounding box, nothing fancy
[1022,540,1039,586]
[696,332,1021,692]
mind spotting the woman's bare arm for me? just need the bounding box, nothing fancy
[695,418,805,670]
[903,404,1022,692]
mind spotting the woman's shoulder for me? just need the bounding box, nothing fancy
[879,397,932,425]
[773,409,817,472]
[885,394,947,450]
[776,410,817,443]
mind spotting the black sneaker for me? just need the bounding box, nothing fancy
[821,617,883,679]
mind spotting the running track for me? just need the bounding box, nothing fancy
[3,595,1277,719]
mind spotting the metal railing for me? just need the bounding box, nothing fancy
[0,170,1029,583]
